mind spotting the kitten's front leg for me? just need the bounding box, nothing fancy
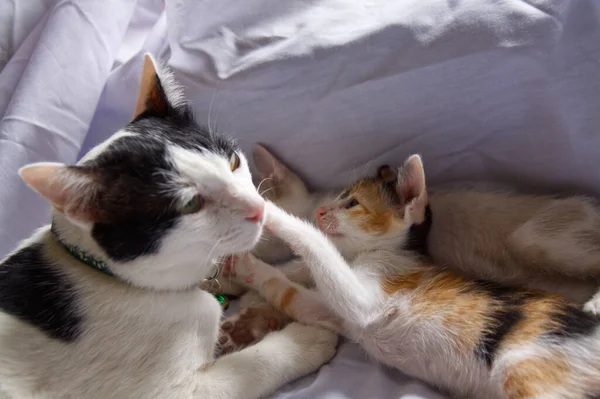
[217,258,315,355]
[264,201,380,324]
[225,254,344,333]
[196,322,338,398]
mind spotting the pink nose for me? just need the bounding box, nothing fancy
[245,204,265,222]
[316,207,327,219]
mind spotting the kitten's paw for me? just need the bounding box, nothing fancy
[221,254,260,286]
[584,294,600,315]
[277,322,339,370]
[217,306,289,355]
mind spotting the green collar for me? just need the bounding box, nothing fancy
[50,224,230,309]
[51,224,115,277]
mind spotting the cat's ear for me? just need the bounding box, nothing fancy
[133,53,182,119]
[397,154,428,224]
[252,144,307,200]
[377,165,397,183]
[19,163,101,222]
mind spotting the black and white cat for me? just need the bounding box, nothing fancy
[0,54,337,399]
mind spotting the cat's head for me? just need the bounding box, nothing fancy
[19,54,265,290]
[315,155,429,255]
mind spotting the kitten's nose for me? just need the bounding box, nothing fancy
[316,207,327,219]
[245,203,265,222]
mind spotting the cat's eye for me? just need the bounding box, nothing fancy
[346,199,360,209]
[180,195,204,214]
[229,151,240,171]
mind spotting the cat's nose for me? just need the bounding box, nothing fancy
[245,203,265,222]
[316,207,327,219]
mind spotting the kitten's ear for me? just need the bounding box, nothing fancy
[19,163,101,222]
[253,144,290,181]
[133,53,180,119]
[397,154,428,224]
[377,165,397,183]
[252,144,307,200]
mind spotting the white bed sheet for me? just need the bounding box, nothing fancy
[2,0,600,398]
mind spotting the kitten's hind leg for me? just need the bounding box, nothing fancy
[196,322,338,398]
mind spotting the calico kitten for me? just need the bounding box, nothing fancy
[220,148,600,352]
[0,54,337,399]
[226,155,600,399]
[376,166,600,309]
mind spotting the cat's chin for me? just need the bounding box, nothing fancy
[227,223,265,253]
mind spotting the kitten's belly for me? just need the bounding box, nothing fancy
[347,316,502,399]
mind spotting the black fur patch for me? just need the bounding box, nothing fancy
[0,244,83,342]
[546,303,600,339]
[403,205,432,256]
[471,280,536,367]
[476,307,522,367]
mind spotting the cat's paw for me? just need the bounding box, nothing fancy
[217,306,289,355]
[276,322,339,369]
[584,293,600,315]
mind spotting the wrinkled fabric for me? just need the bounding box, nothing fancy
[2,0,600,397]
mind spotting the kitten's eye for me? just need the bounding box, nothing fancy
[346,199,359,209]
[229,151,240,171]
[180,195,204,214]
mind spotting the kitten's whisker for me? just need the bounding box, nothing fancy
[325,221,334,232]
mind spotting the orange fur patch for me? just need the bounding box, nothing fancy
[381,269,492,353]
[346,179,401,234]
[503,294,573,346]
[280,287,298,311]
[263,278,298,319]
[381,271,424,295]
[503,356,570,399]
[418,272,492,352]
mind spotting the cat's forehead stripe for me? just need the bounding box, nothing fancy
[168,146,234,191]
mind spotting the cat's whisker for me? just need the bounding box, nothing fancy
[212,84,227,134]
[259,186,279,198]
[256,177,274,194]
[206,238,223,265]
[207,86,219,136]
